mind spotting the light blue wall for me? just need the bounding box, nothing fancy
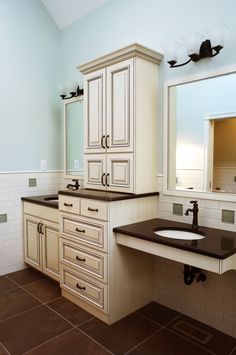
[60,0,236,172]
[0,0,61,171]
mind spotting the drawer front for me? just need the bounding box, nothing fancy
[61,216,108,251]
[59,195,80,215]
[81,199,108,221]
[61,267,108,312]
[60,240,108,283]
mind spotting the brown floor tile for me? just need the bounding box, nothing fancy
[168,315,236,355]
[24,278,61,303]
[47,297,93,325]
[128,328,212,355]
[0,343,8,355]
[79,313,160,355]
[136,302,180,326]
[0,305,72,355]
[0,276,18,293]
[6,268,46,286]
[26,328,110,355]
[0,288,40,321]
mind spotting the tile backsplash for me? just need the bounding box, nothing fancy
[0,171,64,276]
[155,175,236,338]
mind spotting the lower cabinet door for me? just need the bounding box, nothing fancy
[107,153,134,193]
[41,220,60,281]
[84,154,106,190]
[61,266,108,313]
[24,214,42,271]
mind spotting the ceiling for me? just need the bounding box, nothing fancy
[41,0,110,30]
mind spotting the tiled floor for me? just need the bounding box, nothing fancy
[0,268,236,355]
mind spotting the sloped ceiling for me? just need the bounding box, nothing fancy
[41,0,110,30]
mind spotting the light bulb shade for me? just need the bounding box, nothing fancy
[58,84,67,96]
[68,81,78,94]
[204,23,229,48]
[161,41,182,63]
[181,33,204,56]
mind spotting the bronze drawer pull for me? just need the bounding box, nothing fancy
[101,135,106,149]
[88,207,98,212]
[76,256,86,262]
[64,203,73,207]
[105,134,110,149]
[75,228,85,233]
[76,283,86,290]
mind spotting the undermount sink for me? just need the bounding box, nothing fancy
[43,196,58,202]
[154,229,205,240]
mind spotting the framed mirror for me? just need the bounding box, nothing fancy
[63,96,84,178]
[163,65,236,201]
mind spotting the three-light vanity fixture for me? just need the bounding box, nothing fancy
[162,23,229,68]
[58,82,83,100]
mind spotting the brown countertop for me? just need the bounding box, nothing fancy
[21,195,58,209]
[58,189,159,201]
[113,218,236,259]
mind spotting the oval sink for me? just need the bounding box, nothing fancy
[44,196,58,202]
[154,229,205,240]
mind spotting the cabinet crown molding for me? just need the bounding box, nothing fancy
[78,43,163,74]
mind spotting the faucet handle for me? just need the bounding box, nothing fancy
[190,200,198,205]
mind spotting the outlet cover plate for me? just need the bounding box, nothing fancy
[173,203,183,216]
[0,214,7,223]
[222,209,235,224]
[29,178,37,187]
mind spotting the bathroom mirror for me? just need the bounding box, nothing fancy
[63,96,84,178]
[164,65,236,201]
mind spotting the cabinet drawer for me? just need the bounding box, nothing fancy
[61,216,108,251]
[60,240,108,283]
[59,195,80,215]
[81,199,108,221]
[61,267,108,313]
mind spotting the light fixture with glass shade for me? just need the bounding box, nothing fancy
[162,23,229,68]
[58,81,83,100]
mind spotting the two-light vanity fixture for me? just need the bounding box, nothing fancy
[162,23,229,68]
[58,82,84,100]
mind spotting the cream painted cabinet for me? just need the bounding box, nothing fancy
[59,193,157,324]
[23,203,60,282]
[79,43,163,194]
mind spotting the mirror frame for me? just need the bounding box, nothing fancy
[163,63,236,202]
[63,95,84,180]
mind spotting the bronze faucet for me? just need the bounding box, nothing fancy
[185,200,199,230]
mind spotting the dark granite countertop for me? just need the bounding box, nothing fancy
[58,189,159,201]
[21,195,58,209]
[113,218,236,259]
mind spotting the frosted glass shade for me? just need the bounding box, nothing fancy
[205,23,229,48]
[181,33,204,56]
[68,81,78,93]
[161,41,182,63]
[58,84,67,96]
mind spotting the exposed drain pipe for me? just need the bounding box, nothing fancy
[183,265,207,285]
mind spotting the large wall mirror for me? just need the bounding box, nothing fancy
[63,96,84,178]
[164,65,236,201]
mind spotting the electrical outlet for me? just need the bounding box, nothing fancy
[29,178,37,187]
[74,160,79,170]
[173,203,183,216]
[0,214,7,223]
[40,160,47,170]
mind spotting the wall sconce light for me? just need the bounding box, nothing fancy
[58,82,84,100]
[162,23,229,68]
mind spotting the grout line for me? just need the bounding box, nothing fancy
[229,345,236,355]
[77,327,114,354]
[5,275,46,288]
[124,328,162,355]
[166,327,216,355]
[23,328,76,354]
[44,303,77,328]
[163,313,182,328]
[134,312,163,327]
[0,342,11,355]
[75,316,95,327]
[0,304,43,324]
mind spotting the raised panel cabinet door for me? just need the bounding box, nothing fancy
[84,154,106,190]
[24,215,42,271]
[42,220,60,281]
[106,153,134,193]
[84,69,106,153]
[106,59,134,153]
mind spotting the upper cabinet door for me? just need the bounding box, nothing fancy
[84,69,106,153]
[106,59,134,153]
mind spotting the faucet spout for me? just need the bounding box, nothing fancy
[185,201,199,230]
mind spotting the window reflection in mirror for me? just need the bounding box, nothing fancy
[167,71,236,195]
[64,97,84,177]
